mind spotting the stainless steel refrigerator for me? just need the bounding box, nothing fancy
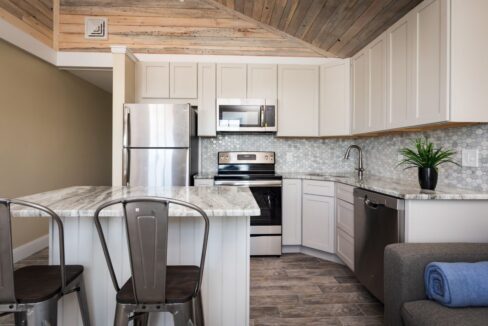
[122,103,198,187]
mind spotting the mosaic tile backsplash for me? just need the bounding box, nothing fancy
[201,124,488,191]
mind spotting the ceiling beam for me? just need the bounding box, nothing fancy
[205,0,336,58]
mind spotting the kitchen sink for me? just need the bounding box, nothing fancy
[305,173,349,178]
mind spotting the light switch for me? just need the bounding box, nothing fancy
[462,149,479,167]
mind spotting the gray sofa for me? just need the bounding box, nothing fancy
[384,243,488,326]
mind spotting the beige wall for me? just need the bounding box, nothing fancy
[0,39,112,248]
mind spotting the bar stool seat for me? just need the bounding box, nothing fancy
[117,265,200,304]
[14,265,84,303]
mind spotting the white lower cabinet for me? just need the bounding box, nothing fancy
[282,179,302,245]
[302,193,335,253]
[337,229,354,271]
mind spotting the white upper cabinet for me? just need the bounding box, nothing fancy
[197,63,216,137]
[216,63,247,98]
[351,50,369,134]
[387,14,413,129]
[170,62,197,99]
[282,179,302,246]
[247,64,277,101]
[136,62,170,99]
[277,65,320,137]
[319,60,351,136]
[412,0,448,124]
[367,34,387,132]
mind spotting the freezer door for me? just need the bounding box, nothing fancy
[124,104,190,148]
[126,148,190,187]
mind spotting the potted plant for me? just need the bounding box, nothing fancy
[398,137,459,190]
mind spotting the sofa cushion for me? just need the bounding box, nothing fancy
[401,300,488,326]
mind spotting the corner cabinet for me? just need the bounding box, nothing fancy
[282,179,302,246]
[277,65,320,137]
[320,60,351,136]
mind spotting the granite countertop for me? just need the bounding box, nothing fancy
[12,186,261,218]
[193,172,488,200]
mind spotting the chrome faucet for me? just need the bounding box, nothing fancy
[344,145,365,180]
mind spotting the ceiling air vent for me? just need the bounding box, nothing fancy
[84,17,108,40]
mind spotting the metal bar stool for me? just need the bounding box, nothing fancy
[0,198,91,326]
[94,197,210,326]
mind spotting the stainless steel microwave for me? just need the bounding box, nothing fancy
[216,98,277,132]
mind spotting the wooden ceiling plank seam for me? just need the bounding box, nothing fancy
[252,0,266,21]
[225,0,235,10]
[277,0,298,31]
[310,0,356,47]
[0,7,52,45]
[244,0,253,17]
[336,0,421,57]
[7,0,53,29]
[294,0,327,38]
[25,0,53,19]
[60,7,235,19]
[206,0,335,57]
[260,0,276,24]
[234,0,244,13]
[302,0,341,43]
[269,0,287,28]
[317,0,376,49]
[327,0,393,54]
[61,0,214,9]
[285,0,314,35]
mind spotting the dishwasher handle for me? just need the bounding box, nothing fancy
[364,196,383,210]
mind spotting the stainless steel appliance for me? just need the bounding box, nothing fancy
[214,151,282,256]
[123,103,198,187]
[216,98,277,132]
[354,188,405,302]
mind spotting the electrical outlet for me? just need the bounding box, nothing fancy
[462,149,479,167]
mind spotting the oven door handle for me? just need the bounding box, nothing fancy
[214,180,282,187]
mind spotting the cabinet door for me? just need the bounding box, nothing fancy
[247,64,277,101]
[387,15,412,129]
[367,34,387,132]
[197,63,216,136]
[216,63,247,98]
[302,194,335,253]
[170,62,197,99]
[320,60,351,136]
[136,62,170,98]
[411,0,448,124]
[282,179,302,246]
[337,228,354,271]
[336,199,354,237]
[277,65,319,137]
[351,50,369,134]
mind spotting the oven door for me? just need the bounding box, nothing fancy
[216,98,266,132]
[214,179,282,256]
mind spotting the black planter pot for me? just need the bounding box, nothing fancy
[418,167,438,190]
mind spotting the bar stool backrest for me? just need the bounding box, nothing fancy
[0,199,67,304]
[94,197,209,305]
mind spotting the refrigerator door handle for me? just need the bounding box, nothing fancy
[123,149,130,186]
[123,106,131,148]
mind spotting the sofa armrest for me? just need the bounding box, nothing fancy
[384,243,488,326]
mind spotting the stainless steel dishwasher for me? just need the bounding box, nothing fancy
[354,188,405,302]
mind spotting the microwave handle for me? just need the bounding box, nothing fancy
[260,105,265,127]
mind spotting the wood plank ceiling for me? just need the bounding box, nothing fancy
[0,0,54,46]
[214,0,423,58]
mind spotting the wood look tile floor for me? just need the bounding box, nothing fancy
[0,251,384,325]
[250,254,384,326]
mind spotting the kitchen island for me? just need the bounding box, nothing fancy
[12,186,260,326]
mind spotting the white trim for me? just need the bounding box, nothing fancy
[135,53,341,65]
[110,45,138,62]
[0,18,56,65]
[13,234,49,263]
[282,245,344,265]
[56,51,113,68]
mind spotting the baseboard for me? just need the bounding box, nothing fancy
[13,234,49,263]
[282,245,345,265]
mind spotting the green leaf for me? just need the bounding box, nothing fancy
[397,137,459,169]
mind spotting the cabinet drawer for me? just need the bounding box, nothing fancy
[336,199,354,237]
[336,183,355,204]
[303,180,334,197]
[337,229,354,271]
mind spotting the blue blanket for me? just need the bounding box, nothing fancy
[425,261,488,307]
